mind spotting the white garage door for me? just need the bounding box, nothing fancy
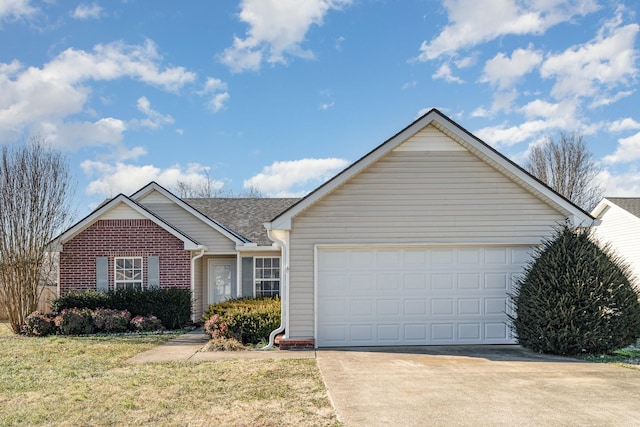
[317,246,532,347]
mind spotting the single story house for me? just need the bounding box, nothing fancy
[591,197,640,286]
[53,109,593,348]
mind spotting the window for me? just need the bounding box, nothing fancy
[114,257,143,290]
[255,257,280,297]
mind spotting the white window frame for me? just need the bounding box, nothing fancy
[114,257,143,290]
[254,257,280,298]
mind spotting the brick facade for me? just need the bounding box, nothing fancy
[59,219,191,294]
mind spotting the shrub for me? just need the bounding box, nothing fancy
[203,337,247,351]
[92,309,131,333]
[203,297,280,345]
[52,288,192,329]
[130,315,164,332]
[204,314,228,339]
[510,223,640,355]
[52,290,111,312]
[21,311,56,336]
[56,308,95,335]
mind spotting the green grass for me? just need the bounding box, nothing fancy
[582,341,640,369]
[0,325,338,426]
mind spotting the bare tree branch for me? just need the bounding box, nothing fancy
[0,139,73,333]
[525,132,603,211]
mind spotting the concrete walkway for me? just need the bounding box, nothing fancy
[126,329,315,363]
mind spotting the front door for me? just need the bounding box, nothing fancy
[208,259,236,304]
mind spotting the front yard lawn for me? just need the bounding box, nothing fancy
[0,324,338,426]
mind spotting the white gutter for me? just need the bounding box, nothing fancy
[260,228,288,350]
[190,248,206,322]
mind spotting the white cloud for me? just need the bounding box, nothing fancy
[220,0,352,72]
[0,0,36,21]
[243,157,349,197]
[481,47,542,89]
[417,0,598,60]
[603,132,640,164]
[71,3,105,20]
[0,39,195,148]
[36,117,127,150]
[609,118,640,133]
[82,161,223,197]
[200,77,229,112]
[475,99,589,147]
[432,63,463,83]
[540,17,638,100]
[589,90,634,108]
[132,96,174,130]
[598,168,640,196]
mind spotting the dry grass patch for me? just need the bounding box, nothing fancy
[0,333,338,426]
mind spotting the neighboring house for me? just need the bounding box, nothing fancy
[52,108,592,348]
[591,198,640,286]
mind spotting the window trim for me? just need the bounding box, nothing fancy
[254,256,280,298]
[114,256,144,290]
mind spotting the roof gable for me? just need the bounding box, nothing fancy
[592,198,640,223]
[268,109,593,230]
[53,194,202,250]
[131,182,248,244]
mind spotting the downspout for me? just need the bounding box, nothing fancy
[190,248,205,323]
[260,229,288,350]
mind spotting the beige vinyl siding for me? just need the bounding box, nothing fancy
[140,202,236,252]
[287,149,567,339]
[102,204,146,220]
[592,206,640,287]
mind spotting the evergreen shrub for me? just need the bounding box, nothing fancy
[203,297,280,345]
[510,223,640,355]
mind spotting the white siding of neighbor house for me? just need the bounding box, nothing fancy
[286,127,568,338]
[137,190,237,253]
[592,205,640,287]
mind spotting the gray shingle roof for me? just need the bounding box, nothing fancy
[182,198,301,246]
[607,197,640,218]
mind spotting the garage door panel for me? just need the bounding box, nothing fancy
[404,273,427,290]
[458,299,481,316]
[317,247,529,347]
[404,299,427,316]
[431,273,454,290]
[377,274,401,290]
[458,273,481,290]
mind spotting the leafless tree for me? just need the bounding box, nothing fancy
[175,169,225,198]
[525,132,603,211]
[0,140,72,333]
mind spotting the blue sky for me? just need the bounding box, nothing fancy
[1,0,639,217]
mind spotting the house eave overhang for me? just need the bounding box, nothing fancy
[268,108,594,230]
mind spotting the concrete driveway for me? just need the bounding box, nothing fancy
[316,346,640,426]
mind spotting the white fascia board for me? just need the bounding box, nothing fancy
[131,181,248,244]
[236,244,279,252]
[590,198,610,218]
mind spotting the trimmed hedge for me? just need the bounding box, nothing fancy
[21,308,163,336]
[203,297,281,345]
[52,288,192,330]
